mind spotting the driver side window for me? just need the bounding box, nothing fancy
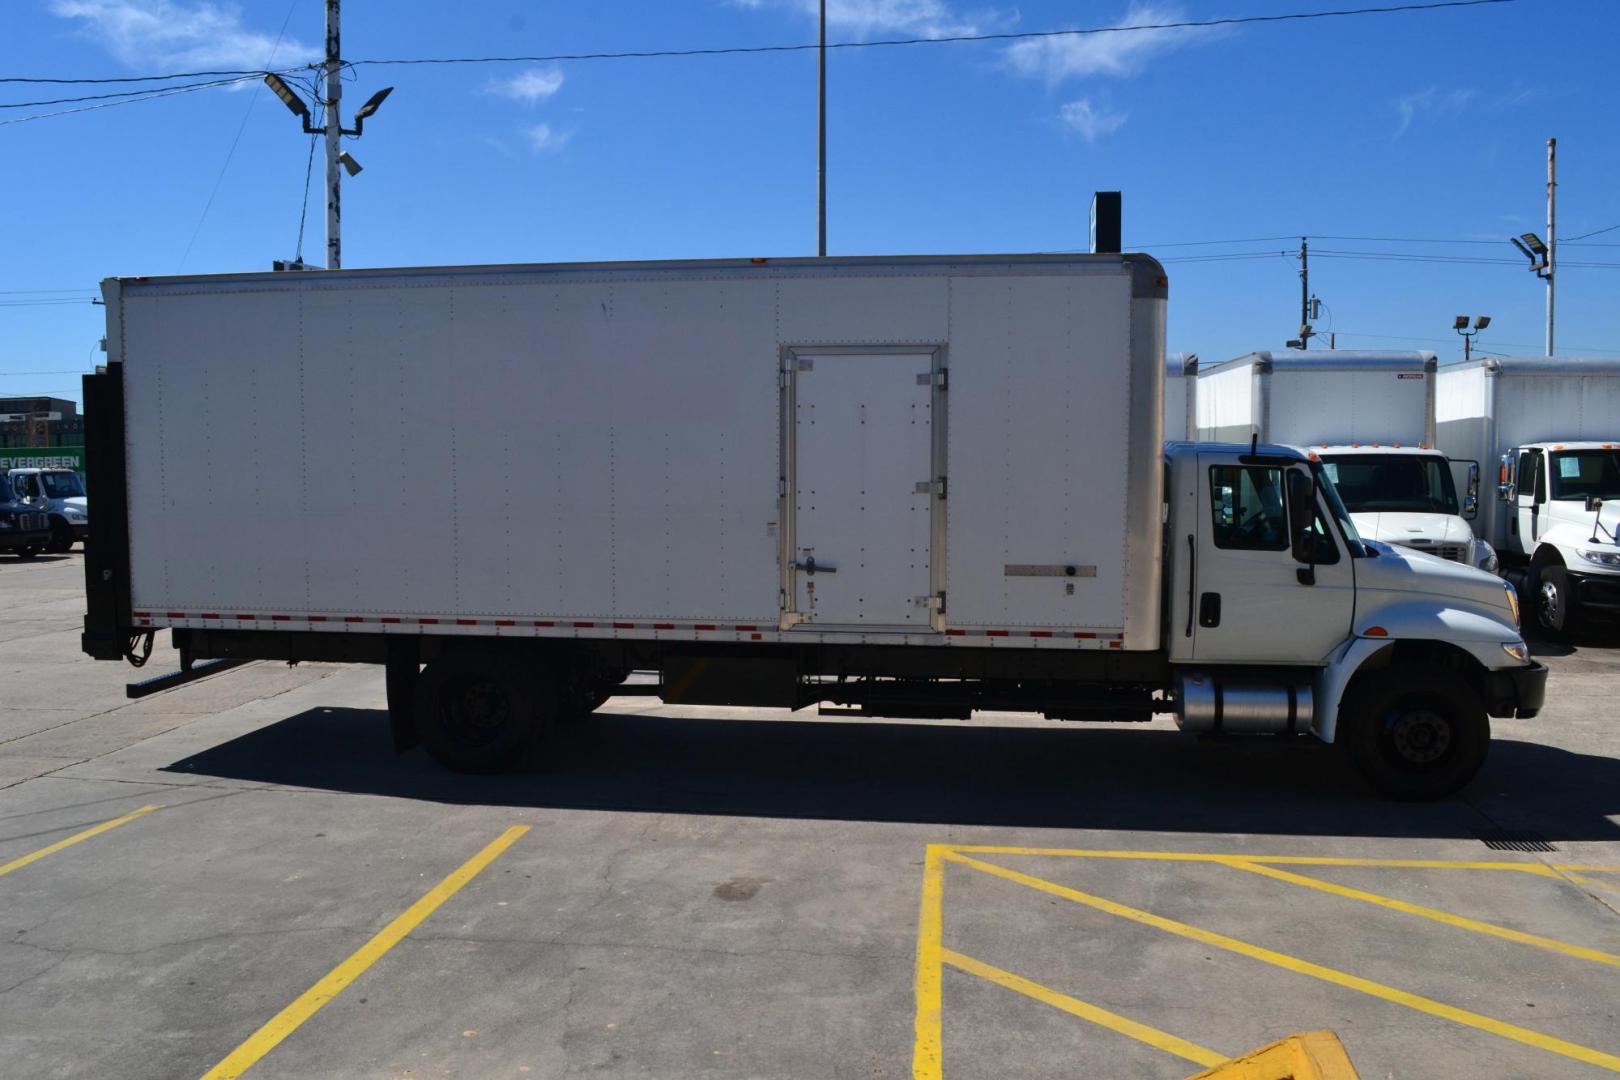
[1209,465,1288,551]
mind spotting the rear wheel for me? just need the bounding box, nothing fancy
[1340,668,1489,800]
[414,654,552,773]
[13,546,38,560]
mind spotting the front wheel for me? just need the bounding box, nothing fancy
[46,519,74,554]
[1340,669,1490,800]
[13,546,38,560]
[413,654,552,773]
[1536,563,1582,636]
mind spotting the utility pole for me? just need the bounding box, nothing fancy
[817,0,826,257]
[1293,236,1315,348]
[325,0,342,270]
[1546,137,1556,356]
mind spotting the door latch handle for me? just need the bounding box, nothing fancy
[794,557,836,575]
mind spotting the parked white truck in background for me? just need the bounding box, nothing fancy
[1164,352,1198,441]
[1437,356,1620,633]
[1197,350,1495,571]
[7,467,88,553]
[80,253,1542,798]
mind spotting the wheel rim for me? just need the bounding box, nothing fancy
[1387,707,1453,765]
[439,676,512,747]
[1539,578,1561,628]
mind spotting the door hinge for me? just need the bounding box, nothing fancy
[778,477,788,498]
[914,592,945,611]
[914,477,946,498]
[917,370,948,389]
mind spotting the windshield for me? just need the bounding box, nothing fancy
[1312,462,1367,558]
[1549,450,1620,501]
[40,471,86,498]
[1318,454,1458,515]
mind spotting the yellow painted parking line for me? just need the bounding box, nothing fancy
[947,851,1620,1074]
[1567,873,1620,895]
[1222,859,1620,969]
[0,804,158,879]
[942,947,1227,1069]
[942,845,1620,875]
[198,824,530,1080]
[913,844,945,1080]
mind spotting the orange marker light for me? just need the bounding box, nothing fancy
[1362,626,1389,637]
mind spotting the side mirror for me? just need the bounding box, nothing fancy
[1587,496,1605,514]
[1464,461,1480,520]
[1287,469,1317,582]
[1497,454,1516,501]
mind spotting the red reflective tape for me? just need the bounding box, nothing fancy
[945,629,966,636]
[307,615,328,622]
[750,633,763,640]
[344,616,365,623]
[532,620,554,627]
[694,624,717,631]
[271,614,292,622]
[1028,630,1052,638]
[1108,640,1122,649]
[653,623,675,630]
[985,630,1009,637]
[132,611,150,619]
[166,612,185,619]
[200,613,221,620]
[613,622,635,630]
[380,616,400,624]
[235,614,255,621]
[415,617,437,625]
[495,619,515,627]
[455,619,477,626]
[574,621,595,628]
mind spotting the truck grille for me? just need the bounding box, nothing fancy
[19,513,45,532]
[1399,541,1465,562]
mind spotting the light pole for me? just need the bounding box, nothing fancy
[1507,138,1555,356]
[817,0,826,257]
[1453,314,1490,363]
[264,72,393,270]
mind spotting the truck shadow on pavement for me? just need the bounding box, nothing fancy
[163,709,1620,841]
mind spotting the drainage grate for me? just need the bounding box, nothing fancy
[1474,829,1557,853]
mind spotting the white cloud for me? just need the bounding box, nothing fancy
[1393,87,1473,137]
[1059,98,1126,141]
[731,0,984,39]
[1005,1,1215,84]
[49,0,318,70]
[524,123,572,153]
[488,68,565,105]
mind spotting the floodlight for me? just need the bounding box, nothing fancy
[1510,236,1535,261]
[1520,232,1548,257]
[1474,315,1491,331]
[263,73,309,120]
[1453,316,1470,330]
[354,86,394,123]
[338,152,363,177]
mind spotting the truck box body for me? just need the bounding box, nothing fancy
[102,254,1165,652]
[1436,356,1620,550]
[1164,352,1197,441]
[1197,351,1437,447]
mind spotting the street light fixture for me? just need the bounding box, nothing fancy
[1455,314,1490,363]
[263,73,318,133]
[1511,232,1550,276]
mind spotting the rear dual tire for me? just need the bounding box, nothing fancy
[413,655,555,773]
[1340,669,1490,801]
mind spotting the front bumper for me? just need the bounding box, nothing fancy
[1484,661,1549,719]
[0,529,51,553]
[1567,570,1620,614]
[71,523,89,540]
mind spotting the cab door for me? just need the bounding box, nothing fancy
[1191,455,1355,664]
[1514,448,1544,548]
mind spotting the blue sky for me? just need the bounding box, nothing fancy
[4,0,1617,406]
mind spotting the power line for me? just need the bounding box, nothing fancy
[0,75,264,127]
[0,369,94,376]
[1562,223,1620,243]
[0,67,292,86]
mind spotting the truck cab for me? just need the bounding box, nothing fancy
[1303,445,1495,571]
[1498,441,1620,632]
[7,468,88,553]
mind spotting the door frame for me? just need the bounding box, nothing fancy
[777,343,948,632]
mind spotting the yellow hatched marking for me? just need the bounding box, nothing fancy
[947,851,1620,1074]
[199,824,529,1080]
[942,947,1227,1068]
[942,845,1620,875]
[913,844,945,1080]
[0,804,158,878]
[1222,859,1620,969]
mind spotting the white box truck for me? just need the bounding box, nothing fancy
[80,254,1542,798]
[1165,352,1198,441]
[1436,356,1620,633]
[1196,350,1496,571]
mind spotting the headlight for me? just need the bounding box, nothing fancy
[1576,548,1620,567]
[65,510,85,521]
[1502,641,1530,663]
[1474,540,1498,573]
[1504,582,1520,628]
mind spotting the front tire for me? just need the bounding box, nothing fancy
[13,546,38,560]
[1341,669,1490,800]
[1536,563,1582,636]
[46,519,74,554]
[413,654,552,773]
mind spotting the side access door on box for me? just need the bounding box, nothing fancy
[779,346,945,631]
